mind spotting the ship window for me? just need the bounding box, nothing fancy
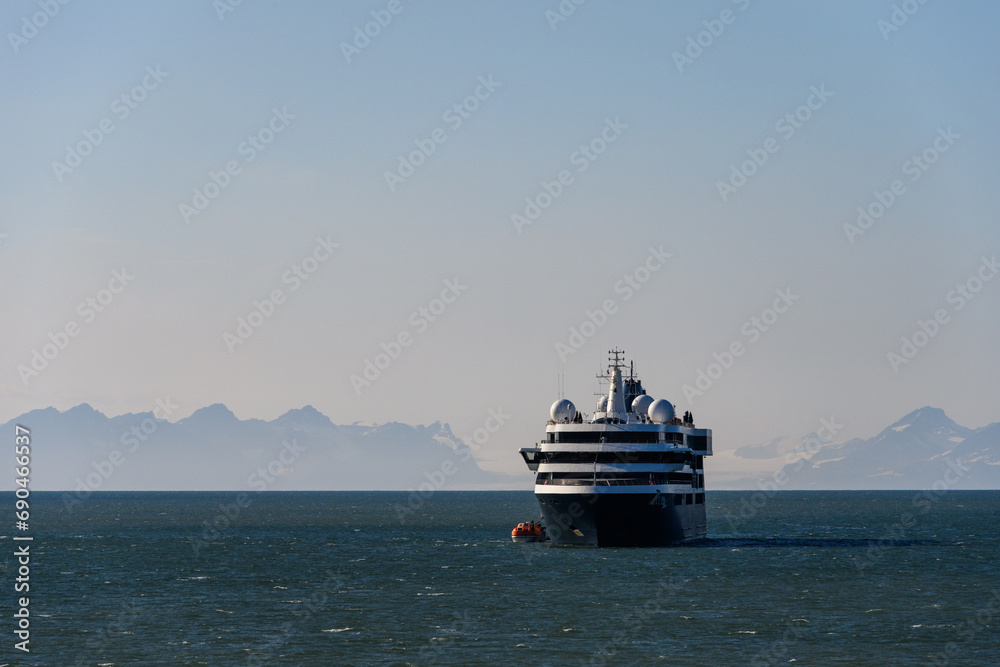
[673,494,683,506]
[554,431,662,444]
[689,434,711,451]
[686,494,694,505]
[537,451,693,465]
[696,493,705,504]
[666,472,693,484]
[540,472,697,486]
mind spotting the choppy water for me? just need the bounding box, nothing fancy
[1,491,998,666]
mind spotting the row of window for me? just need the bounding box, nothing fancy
[535,451,696,465]
[535,472,694,485]
[547,432,685,444]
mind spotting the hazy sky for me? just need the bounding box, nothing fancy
[3,1,998,476]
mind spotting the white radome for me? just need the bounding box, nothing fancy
[550,399,577,424]
[631,394,654,416]
[648,398,675,424]
[596,395,608,411]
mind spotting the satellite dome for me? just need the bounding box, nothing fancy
[596,395,608,411]
[550,399,577,424]
[648,399,675,424]
[631,394,654,416]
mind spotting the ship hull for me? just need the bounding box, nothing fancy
[535,491,706,547]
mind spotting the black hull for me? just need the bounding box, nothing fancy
[536,492,706,547]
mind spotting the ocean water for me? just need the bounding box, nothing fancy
[2,491,998,666]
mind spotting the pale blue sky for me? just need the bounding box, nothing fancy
[3,0,998,475]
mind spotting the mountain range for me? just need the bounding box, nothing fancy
[2,403,513,492]
[715,406,1000,490]
[3,404,998,491]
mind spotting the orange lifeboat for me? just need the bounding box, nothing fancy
[511,520,547,543]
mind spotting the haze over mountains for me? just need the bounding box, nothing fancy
[3,404,998,492]
[714,407,1000,490]
[3,403,512,493]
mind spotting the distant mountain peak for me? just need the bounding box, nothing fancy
[367,421,413,435]
[64,402,100,416]
[423,421,467,451]
[744,405,1000,490]
[891,406,948,427]
[57,403,111,426]
[0,402,509,491]
[877,406,967,442]
[421,420,455,435]
[181,403,238,422]
[274,405,335,429]
[278,404,324,419]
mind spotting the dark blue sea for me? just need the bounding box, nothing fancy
[2,491,998,666]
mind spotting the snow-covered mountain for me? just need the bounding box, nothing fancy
[2,404,514,491]
[718,407,1000,490]
[10,403,997,491]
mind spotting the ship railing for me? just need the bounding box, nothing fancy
[540,477,663,487]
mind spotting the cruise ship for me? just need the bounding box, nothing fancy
[519,349,712,546]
